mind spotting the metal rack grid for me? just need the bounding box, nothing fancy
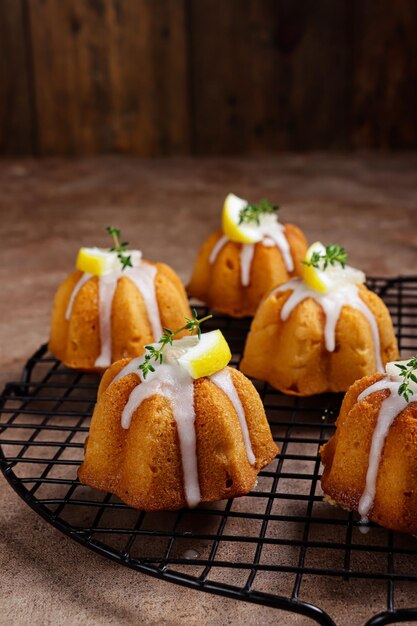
[1,276,417,626]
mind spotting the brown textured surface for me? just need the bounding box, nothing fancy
[2,1,417,155]
[0,154,417,625]
[27,0,190,157]
[0,0,34,154]
[321,374,417,534]
[188,224,307,317]
[240,284,399,395]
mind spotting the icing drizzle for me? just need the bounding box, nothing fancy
[357,379,416,523]
[95,274,120,368]
[121,363,201,507]
[209,223,294,288]
[112,364,256,507]
[240,244,255,287]
[65,272,92,320]
[123,265,162,341]
[210,369,255,464]
[274,279,384,371]
[66,264,162,368]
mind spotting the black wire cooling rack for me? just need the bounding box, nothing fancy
[1,276,417,626]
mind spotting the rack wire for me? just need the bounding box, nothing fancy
[1,276,417,626]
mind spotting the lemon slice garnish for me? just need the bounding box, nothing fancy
[222,193,263,244]
[76,247,142,276]
[164,330,232,379]
[302,242,331,293]
[76,248,119,276]
[302,241,366,294]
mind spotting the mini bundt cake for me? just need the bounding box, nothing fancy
[240,242,399,395]
[78,316,278,510]
[321,357,417,534]
[50,227,191,371]
[188,193,308,317]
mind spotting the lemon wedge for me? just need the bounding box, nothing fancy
[76,247,142,276]
[302,241,365,294]
[163,330,232,379]
[76,247,119,276]
[222,193,263,244]
[302,242,331,293]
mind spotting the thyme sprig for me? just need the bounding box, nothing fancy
[139,309,213,379]
[106,226,133,270]
[302,244,347,271]
[238,199,280,226]
[395,357,417,402]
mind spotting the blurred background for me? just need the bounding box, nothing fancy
[1,0,417,157]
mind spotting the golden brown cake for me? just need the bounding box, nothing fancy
[321,358,417,534]
[79,325,278,511]
[49,229,191,371]
[240,242,399,395]
[188,194,308,317]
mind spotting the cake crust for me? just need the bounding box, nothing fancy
[78,362,278,510]
[188,225,307,318]
[49,261,191,371]
[240,284,399,395]
[321,373,417,534]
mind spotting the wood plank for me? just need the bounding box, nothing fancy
[28,0,190,155]
[0,0,34,154]
[352,0,417,148]
[3,0,417,155]
[188,0,352,154]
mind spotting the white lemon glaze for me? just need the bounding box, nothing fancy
[209,235,229,264]
[262,222,294,272]
[95,273,120,368]
[65,262,162,368]
[112,362,256,508]
[125,265,162,342]
[121,363,201,507]
[210,369,256,464]
[357,378,416,523]
[240,244,255,286]
[209,223,294,288]
[65,272,92,320]
[274,279,383,371]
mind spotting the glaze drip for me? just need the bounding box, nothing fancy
[240,244,255,287]
[209,235,229,264]
[95,274,120,368]
[274,279,384,371]
[125,265,162,341]
[112,356,142,385]
[209,224,294,287]
[262,222,294,272]
[357,379,416,522]
[66,263,162,369]
[114,362,255,507]
[121,363,201,507]
[65,272,92,320]
[210,369,256,464]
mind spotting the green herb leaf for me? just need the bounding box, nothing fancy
[302,244,348,271]
[138,311,213,378]
[396,356,417,402]
[238,199,280,226]
[106,226,132,271]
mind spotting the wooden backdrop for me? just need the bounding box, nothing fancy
[1,0,417,156]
